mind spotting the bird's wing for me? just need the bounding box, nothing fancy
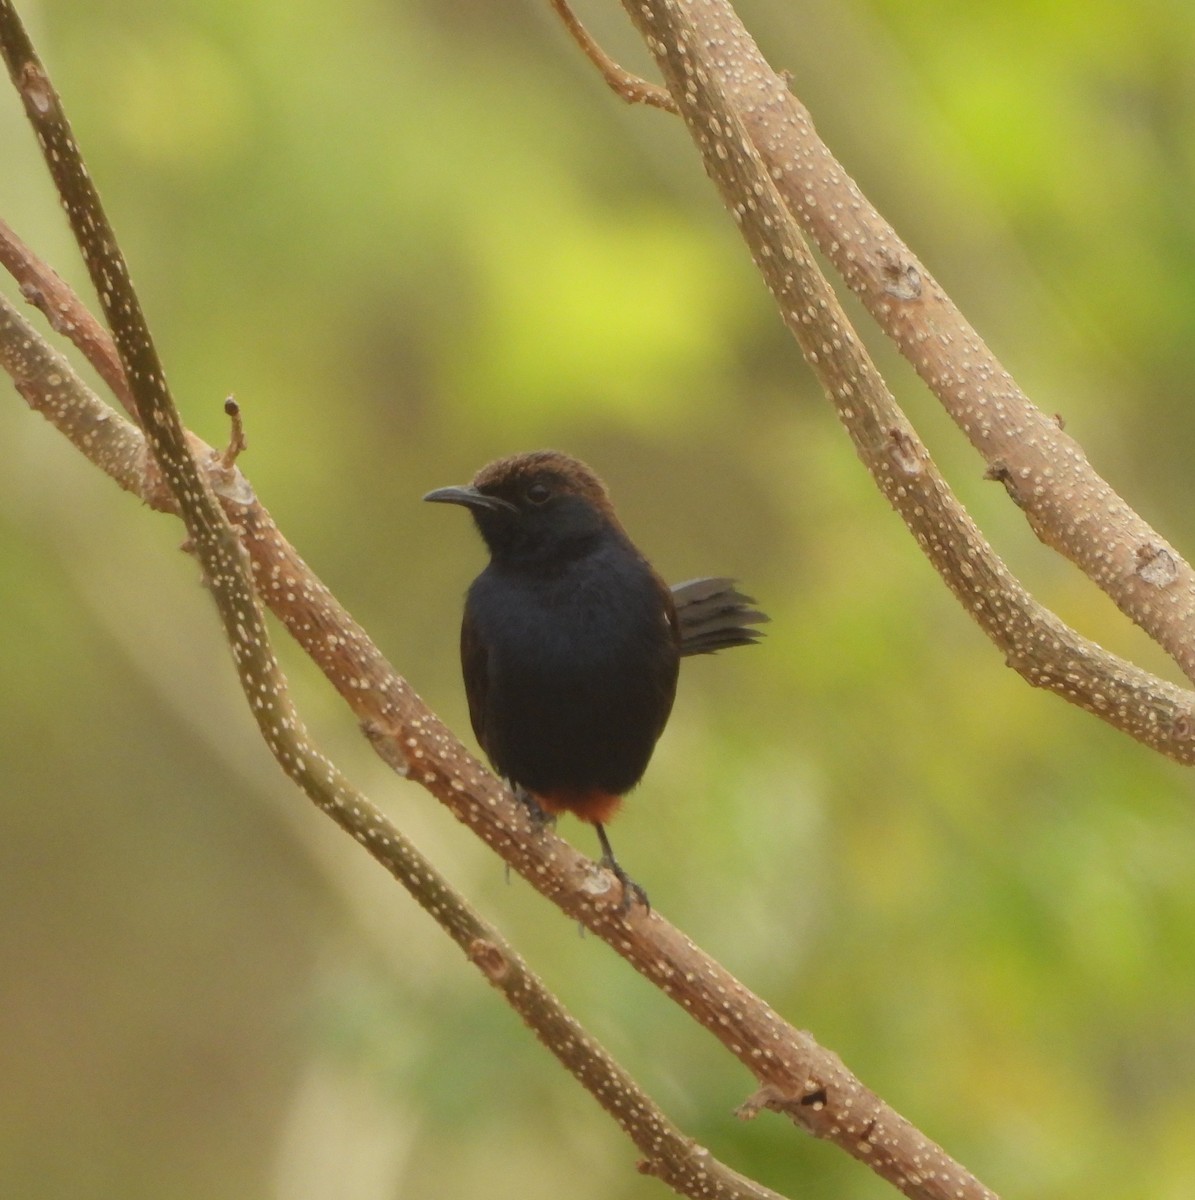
[670,576,768,657]
[460,611,492,756]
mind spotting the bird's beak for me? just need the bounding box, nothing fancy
[423,484,516,514]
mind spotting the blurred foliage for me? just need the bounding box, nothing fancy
[3,1,1195,1198]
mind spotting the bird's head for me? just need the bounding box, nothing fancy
[424,450,625,565]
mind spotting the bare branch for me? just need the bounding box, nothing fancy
[619,0,1195,685]
[0,290,146,493]
[0,214,133,416]
[549,0,677,111]
[0,7,790,1196]
[0,58,984,1192]
[2,296,793,1200]
[572,0,1194,766]
[2,1,1189,1192]
[5,224,1008,1195]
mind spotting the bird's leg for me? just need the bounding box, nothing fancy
[594,823,649,913]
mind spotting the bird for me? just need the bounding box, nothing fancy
[424,450,765,909]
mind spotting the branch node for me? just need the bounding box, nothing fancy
[856,1117,878,1153]
[362,718,411,777]
[468,937,512,983]
[1135,543,1179,588]
[887,427,923,476]
[137,445,174,511]
[983,460,1030,510]
[878,252,922,301]
[736,1082,797,1120]
[19,60,53,116]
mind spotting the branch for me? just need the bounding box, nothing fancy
[0,9,787,1199]
[0,290,146,493]
[2,227,981,1199]
[0,214,133,416]
[3,294,794,1200]
[618,0,1195,688]
[567,0,1195,764]
[0,27,989,1200]
[549,0,676,111]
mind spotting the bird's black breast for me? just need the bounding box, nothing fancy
[461,539,680,799]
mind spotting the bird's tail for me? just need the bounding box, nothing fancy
[671,577,768,657]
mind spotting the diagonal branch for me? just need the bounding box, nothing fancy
[548,0,676,111]
[0,213,133,416]
[559,0,1195,764]
[612,0,1195,690]
[0,49,991,1200]
[0,3,1182,1195]
[1,226,990,1200]
[0,8,789,1199]
[0,288,790,1200]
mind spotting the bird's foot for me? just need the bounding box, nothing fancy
[503,785,556,887]
[512,784,557,833]
[595,823,649,914]
[598,854,650,914]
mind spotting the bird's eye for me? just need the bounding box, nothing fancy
[525,482,551,505]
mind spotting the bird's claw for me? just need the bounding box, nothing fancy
[593,822,648,913]
[598,853,650,914]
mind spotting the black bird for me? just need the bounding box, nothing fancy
[424,450,765,908]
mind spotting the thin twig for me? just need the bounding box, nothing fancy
[549,0,677,111]
[221,395,247,468]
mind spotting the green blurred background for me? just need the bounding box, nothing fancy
[3,1,1195,1197]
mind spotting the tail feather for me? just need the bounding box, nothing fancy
[671,576,768,657]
